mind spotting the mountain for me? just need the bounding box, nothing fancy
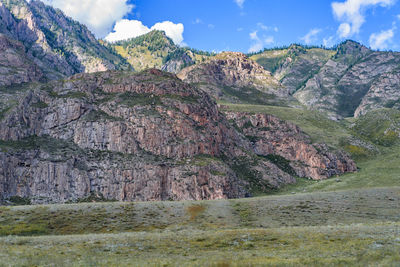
[178,52,296,106]
[250,41,400,119]
[0,0,129,86]
[109,30,213,73]
[0,69,355,203]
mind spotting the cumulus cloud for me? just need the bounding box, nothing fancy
[234,0,245,8]
[42,0,133,37]
[152,21,184,45]
[248,31,274,53]
[105,19,184,45]
[369,28,394,49]
[332,0,395,38]
[301,28,322,44]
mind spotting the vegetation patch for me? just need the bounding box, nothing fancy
[7,196,31,206]
[222,86,277,105]
[119,92,162,106]
[231,156,270,194]
[0,105,14,120]
[84,109,122,122]
[261,154,297,176]
[31,101,48,109]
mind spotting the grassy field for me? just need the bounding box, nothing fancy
[0,187,399,266]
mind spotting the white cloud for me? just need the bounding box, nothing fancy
[301,28,322,44]
[248,31,275,53]
[337,23,352,37]
[257,23,279,32]
[234,0,245,8]
[250,31,258,40]
[264,36,275,44]
[332,0,395,38]
[152,21,184,45]
[104,19,150,42]
[257,23,270,31]
[369,28,394,49]
[42,0,133,37]
[105,20,185,45]
[208,24,215,29]
[323,36,336,47]
[237,27,244,32]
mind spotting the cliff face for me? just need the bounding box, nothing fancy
[0,70,303,204]
[0,33,43,86]
[224,112,357,180]
[178,52,294,106]
[0,0,129,86]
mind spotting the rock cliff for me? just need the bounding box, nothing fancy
[178,52,293,106]
[224,112,357,179]
[0,70,305,203]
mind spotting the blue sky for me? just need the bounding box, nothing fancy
[43,0,400,52]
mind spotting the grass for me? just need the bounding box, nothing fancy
[0,187,399,266]
[3,223,398,266]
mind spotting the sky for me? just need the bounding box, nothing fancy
[41,0,400,52]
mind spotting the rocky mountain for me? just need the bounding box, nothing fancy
[0,69,355,204]
[250,41,400,119]
[109,30,212,73]
[178,52,295,106]
[0,0,129,86]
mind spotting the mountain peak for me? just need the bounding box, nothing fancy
[336,40,370,55]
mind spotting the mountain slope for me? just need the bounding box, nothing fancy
[0,69,355,204]
[0,0,129,85]
[178,52,296,106]
[109,30,212,73]
[250,44,335,94]
[251,41,400,119]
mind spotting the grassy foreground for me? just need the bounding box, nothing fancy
[0,187,399,266]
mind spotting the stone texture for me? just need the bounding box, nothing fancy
[178,52,293,105]
[0,33,43,86]
[224,112,357,180]
[0,70,304,204]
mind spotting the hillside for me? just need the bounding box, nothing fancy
[178,52,297,106]
[109,30,213,73]
[250,41,400,119]
[0,69,357,204]
[0,0,129,86]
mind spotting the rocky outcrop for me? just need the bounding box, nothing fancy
[251,44,334,94]
[0,33,43,86]
[250,40,400,119]
[224,112,357,179]
[161,50,194,73]
[355,71,400,117]
[0,69,301,204]
[0,0,129,86]
[178,52,293,106]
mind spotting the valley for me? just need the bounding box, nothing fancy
[0,0,400,266]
